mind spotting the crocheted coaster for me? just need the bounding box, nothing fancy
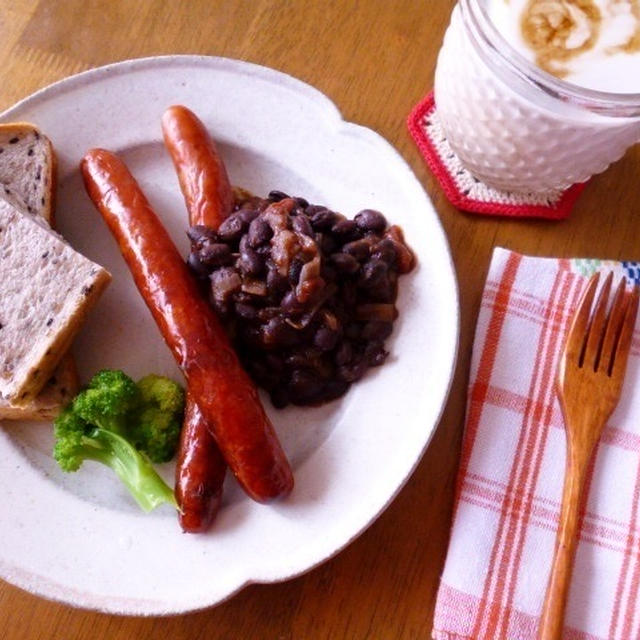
[407,92,587,220]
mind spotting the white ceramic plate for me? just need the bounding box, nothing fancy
[0,56,458,615]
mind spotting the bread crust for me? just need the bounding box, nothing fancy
[0,355,78,420]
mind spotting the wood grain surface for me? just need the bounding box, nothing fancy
[1,1,639,638]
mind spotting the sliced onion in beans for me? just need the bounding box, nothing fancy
[210,268,242,304]
[241,279,268,296]
[385,225,415,274]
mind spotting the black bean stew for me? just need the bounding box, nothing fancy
[187,190,415,408]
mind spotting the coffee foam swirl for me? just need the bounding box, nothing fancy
[520,0,640,78]
[521,0,601,76]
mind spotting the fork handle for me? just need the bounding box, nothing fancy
[537,447,591,640]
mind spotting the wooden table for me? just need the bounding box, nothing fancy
[1,1,638,638]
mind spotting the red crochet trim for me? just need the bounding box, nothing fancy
[407,92,586,220]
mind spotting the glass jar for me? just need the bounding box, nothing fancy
[433,0,640,193]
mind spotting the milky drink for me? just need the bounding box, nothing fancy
[434,0,640,193]
[489,0,640,92]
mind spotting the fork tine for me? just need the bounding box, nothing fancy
[564,273,599,365]
[599,277,627,373]
[583,272,613,370]
[610,285,639,380]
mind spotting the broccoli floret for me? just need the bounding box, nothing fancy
[53,370,181,512]
[73,369,140,436]
[53,407,92,472]
[130,375,185,463]
[137,374,184,414]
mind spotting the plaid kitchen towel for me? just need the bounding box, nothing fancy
[433,248,640,640]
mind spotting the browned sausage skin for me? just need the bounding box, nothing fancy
[177,398,226,532]
[162,105,233,231]
[175,392,227,532]
[81,148,294,503]
[163,105,234,532]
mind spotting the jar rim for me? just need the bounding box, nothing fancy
[463,0,640,118]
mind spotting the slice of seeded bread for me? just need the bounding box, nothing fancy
[0,123,56,223]
[0,198,111,406]
[0,123,78,420]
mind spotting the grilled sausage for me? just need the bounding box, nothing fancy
[161,105,233,231]
[162,106,234,532]
[175,392,228,531]
[176,394,227,532]
[81,148,294,503]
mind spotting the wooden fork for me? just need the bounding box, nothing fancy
[537,272,639,640]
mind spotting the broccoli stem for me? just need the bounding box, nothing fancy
[79,428,177,512]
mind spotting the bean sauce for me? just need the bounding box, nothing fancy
[187,191,415,408]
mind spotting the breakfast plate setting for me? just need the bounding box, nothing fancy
[0,56,459,615]
[2,0,640,636]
